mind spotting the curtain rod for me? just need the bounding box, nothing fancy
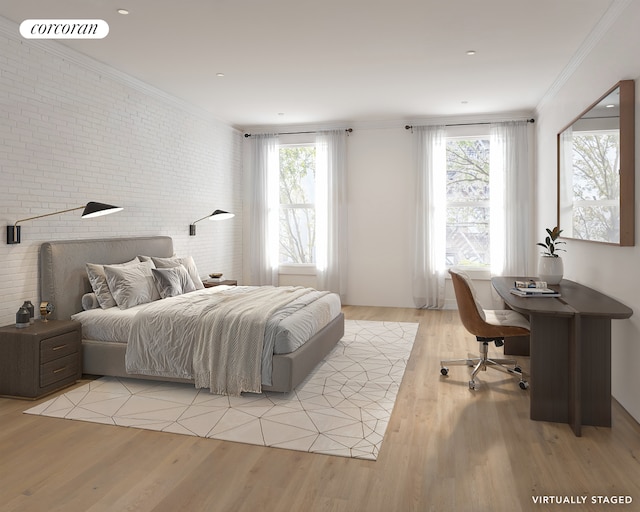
[244,128,352,138]
[405,118,535,131]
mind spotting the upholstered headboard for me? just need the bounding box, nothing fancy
[39,236,174,320]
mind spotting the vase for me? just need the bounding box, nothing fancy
[538,255,563,285]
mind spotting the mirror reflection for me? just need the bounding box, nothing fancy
[557,80,635,246]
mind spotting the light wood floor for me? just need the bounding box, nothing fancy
[1,306,639,512]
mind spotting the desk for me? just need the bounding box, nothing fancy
[492,277,632,436]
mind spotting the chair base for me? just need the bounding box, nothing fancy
[440,338,529,390]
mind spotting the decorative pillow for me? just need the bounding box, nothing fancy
[151,255,204,289]
[81,293,100,311]
[86,257,139,309]
[104,261,160,309]
[152,265,197,299]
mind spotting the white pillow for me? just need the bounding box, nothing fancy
[152,265,197,299]
[86,257,139,309]
[151,255,204,289]
[104,261,160,309]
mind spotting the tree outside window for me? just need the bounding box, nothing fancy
[279,145,316,264]
[570,131,620,242]
[446,138,491,268]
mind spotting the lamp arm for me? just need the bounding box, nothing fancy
[191,215,211,225]
[13,205,85,226]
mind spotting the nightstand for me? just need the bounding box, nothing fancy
[203,279,238,288]
[0,319,82,399]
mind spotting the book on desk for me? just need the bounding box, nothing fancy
[510,279,561,297]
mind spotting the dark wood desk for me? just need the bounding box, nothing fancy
[492,277,632,436]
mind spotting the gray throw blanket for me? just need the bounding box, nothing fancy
[192,286,311,396]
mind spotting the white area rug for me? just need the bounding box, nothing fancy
[25,320,418,460]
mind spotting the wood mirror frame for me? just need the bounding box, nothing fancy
[557,79,635,246]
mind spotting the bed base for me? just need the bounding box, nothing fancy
[83,312,344,393]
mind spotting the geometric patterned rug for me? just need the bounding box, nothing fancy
[25,320,418,460]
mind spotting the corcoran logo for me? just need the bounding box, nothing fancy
[19,19,109,39]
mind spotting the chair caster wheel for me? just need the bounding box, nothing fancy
[469,380,476,390]
[519,380,529,390]
[440,367,449,376]
[514,366,522,373]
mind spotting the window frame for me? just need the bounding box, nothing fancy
[444,127,492,272]
[277,134,318,274]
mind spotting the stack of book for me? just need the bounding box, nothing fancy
[510,280,561,297]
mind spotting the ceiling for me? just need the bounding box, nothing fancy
[0,0,617,129]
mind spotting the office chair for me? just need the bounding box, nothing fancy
[441,268,530,390]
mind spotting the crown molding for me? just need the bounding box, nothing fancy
[0,16,240,133]
[536,0,632,112]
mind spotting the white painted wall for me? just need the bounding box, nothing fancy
[535,0,640,422]
[345,126,416,307]
[0,23,243,327]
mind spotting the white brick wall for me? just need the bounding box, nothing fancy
[0,23,243,326]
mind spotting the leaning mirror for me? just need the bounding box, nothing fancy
[557,80,635,246]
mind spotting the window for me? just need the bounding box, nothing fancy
[446,137,491,268]
[278,144,317,265]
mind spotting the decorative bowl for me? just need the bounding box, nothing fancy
[209,273,223,279]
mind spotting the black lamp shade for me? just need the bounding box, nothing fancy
[81,202,123,218]
[209,209,234,221]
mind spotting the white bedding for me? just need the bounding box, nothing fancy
[190,286,315,395]
[71,285,341,389]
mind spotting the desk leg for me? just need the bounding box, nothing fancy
[568,314,582,436]
[529,314,612,435]
[529,315,570,424]
[580,317,612,428]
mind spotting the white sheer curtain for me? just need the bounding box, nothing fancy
[490,121,532,276]
[412,125,447,309]
[315,130,348,297]
[245,134,279,286]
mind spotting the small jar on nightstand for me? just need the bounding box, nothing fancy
[0,319,82,399]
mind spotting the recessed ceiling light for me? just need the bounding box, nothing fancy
[605,104,615,108]
[466,50,476,56]
[216,73,225,77]
[117,9,129,15]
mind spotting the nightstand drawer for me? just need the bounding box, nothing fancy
[40,353,78,388]
[40,332,78,363]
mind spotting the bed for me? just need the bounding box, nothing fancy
[39,236,345,394]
